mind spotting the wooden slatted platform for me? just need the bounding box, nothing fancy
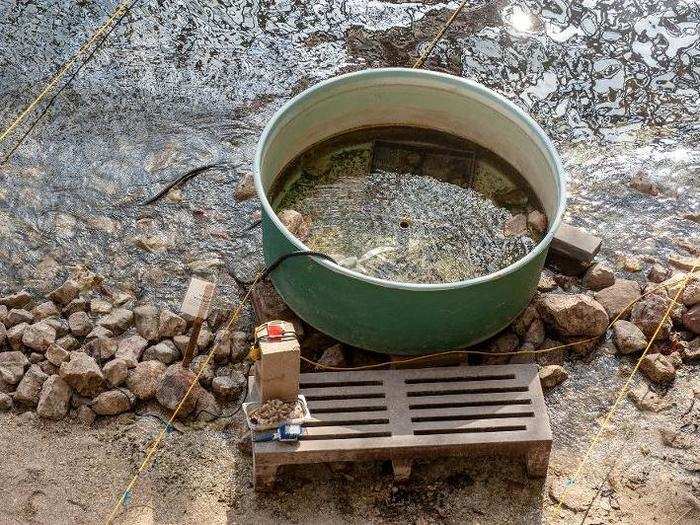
[249,364,552,489]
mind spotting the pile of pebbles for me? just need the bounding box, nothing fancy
[0,271,248,424]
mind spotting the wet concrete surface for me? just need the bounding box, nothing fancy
[0,0,699,523]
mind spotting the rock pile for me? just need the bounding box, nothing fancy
[0,275,248,423]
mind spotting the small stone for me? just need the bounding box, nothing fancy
[629,170,659,196]
[681,279,700,307]
[48,279,80,305]
[46,344,70,366]
[134,305,159,342]
[668,351,683,369]
[114,334,148,367]
[538,293,609,337]
[538,365,568,389]
[627,383,665,412]
[189,355,215,387]
[0,290,32,308]
[143,341,180,365]
[76,405,96,425]
[582,263,615,291]
[22,321,56,352]
[620,254,643,272]
[537,272,557,292]
[7,322,28,351]
[683,304,700,335]
[513,303,539,338]
[0,322,5,347]
[196,326,213,350]
[211,329,232,363]
[92,389,135,416]
[612,320,647,354]
[63,297,89,316]
[84,336,118,361]
[233,171,256,201]
[89,298,112,315]
[127,360,166,400]
[42,317,69,337]
[316,344,347,371]
[211,373,245,400]
[630,294,674,340]
[503,213,527,236]
[14,364,49,405]
[29,352,43,363]
[194,388,220,422]
[647,264,671,283]
[56,335,79,352]
[483,332,519,365]
[31,301,59,320]
[36,375,72,420]
[0,305,6,325]
[527,210,547,234]
[639,354,676,383]
[0,392,12,411]
[86,325,113,341]
[6,308,34,327]
[594,279,642,320]
[103,358,129,386]
[38,361,59,375]
[155,363,202,417]
[98,308,134,334]
[278,209,309,239]
[59,352,105,397]
[680,337,700,362]
[0,351,29,385]
[173,335,190,353]
[68,311,93,337]
[159,309,186,338]
[523,317,545,346]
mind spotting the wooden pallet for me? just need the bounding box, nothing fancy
[249,364,552,489]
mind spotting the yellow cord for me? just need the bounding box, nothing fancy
[0,0,133,146]
[553,265,697,518]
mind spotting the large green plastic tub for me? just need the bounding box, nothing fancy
[254,68,566,354]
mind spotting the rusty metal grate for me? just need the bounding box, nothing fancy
[250,364,552,489]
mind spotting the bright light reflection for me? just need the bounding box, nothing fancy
[509,7,533,32]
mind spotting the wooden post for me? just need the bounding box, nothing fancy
[180,277,215,368]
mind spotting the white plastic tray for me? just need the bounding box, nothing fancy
[243,395,311,432]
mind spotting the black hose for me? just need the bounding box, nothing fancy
[231,250,338,289]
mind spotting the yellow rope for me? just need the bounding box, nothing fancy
[0,0,132,145]
[553,265,697,517]
[104,274,262,524]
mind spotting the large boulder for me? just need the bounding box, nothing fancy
[22,321,57,352]
[114,334,148,367]
[538,293,609,337]
[0,351,29,385]
[593,279,641,320]
[36,375,72,420]
[59,352,105,397]
[134,305,159,341]
[155,363,201,417]
[126,360,166,400]
[14,364,49,405]
[630,294,673,340]
[612,320,647,354]
[92,389,135,416]
[97,308,134,334]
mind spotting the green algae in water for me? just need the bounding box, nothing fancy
[272,126,546,284]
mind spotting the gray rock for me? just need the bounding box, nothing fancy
[173,335,189,353]
[0,290,32,308]
[0,351,29,385]
[196,326,213,350]
[36,375,72,420]
[194,388,220,422]
[86,325,113,341]
[134,305,159,341]
[143,340,180,365]
[230,331,249,363]
[7,322,28,351]
[211,329,232,363]
[46,344,70,366]
[98,308,134,334]
[211,373,245,400]
[14,364,49,405]
[630,294,674,340]
[127,360,166,400]
[48,279,80,305]
[31,301,59,320]
[92,389,135,416]
[68,311,93,337]
[315,344,347,371]
[89,298,113,315]
[103,358,129,387]
[189,354,215,387]
[612,320,647,354]
[6,308,34,327]
[63,297,89,316]
[594,279,642,320]
[59,352,105,397]
[22,322,57,352]
[538,293,609,337]
[0,392,12,411]
[55,335,79,352]
[114,334,148,367]
[683,304,700,335]
[582,263,615,291]
[155,363,201,417]
[539,365,568,389]
[159,309,186,338]
[639,353,676,383]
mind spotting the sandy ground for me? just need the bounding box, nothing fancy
[1,358,698,524]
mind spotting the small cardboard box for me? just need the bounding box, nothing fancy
[254,321,300,402]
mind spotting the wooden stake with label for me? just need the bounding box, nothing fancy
[180,277,215,367]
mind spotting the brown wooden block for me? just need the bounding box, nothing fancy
[551,223,602,263]
[254,321,300,402]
